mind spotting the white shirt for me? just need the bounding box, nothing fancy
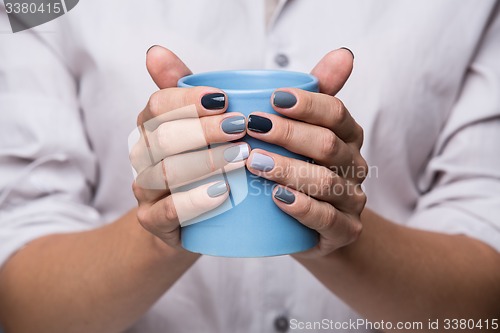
[1,1,500,332]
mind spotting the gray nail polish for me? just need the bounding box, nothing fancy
[224,144,249,163]
[221,116,246,134]
[207,181,228,198]
[274,187,296,204]
[250,153,274,172]
[273,91,297,108]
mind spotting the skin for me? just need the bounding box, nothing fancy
[0,46,499,333]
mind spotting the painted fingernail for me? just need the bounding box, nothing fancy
[146,45,158,54]
[249,153,274,171]
[274,187,296,204]
[207,181,228,198]
[273,91,297,108]
[248,115,272,133]
[224,144,249,163]
[339,47,355,59]
[202,93,225,110]
[221,116,246,134]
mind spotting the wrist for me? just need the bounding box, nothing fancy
[150,233,200,265]
[124,208,200,271]
[293,208,395,276]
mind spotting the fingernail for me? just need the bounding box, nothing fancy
[146,45,158,54]
[207,181,228,198]
[221,116,246,134]
[249,153,274,171]
[339,47,355,59]
[202,93,225,110]
[273,91,297,108]
[274,187,296,204]
[248,115,272,133]
[224,144,249,163]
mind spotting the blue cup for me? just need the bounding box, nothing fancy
[178,70,319,257]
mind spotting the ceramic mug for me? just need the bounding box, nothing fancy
[177,70,319,257]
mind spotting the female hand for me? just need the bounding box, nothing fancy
[246,48,367,258]
[130,46,249,249]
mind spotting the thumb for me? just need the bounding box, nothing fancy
[146,45,192,89]
[311,48,354,96]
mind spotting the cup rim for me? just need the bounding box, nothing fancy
[177,69,318,95]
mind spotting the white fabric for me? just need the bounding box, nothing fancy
[1,0,500,332]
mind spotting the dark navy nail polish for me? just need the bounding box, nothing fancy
[248,115,272,133]
[339,47,355,59]
[274,187,295,204]
[273,91,297,108]
[202,93,226,110]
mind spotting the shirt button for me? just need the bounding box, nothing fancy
[274,53,289,67]
[274,315,289,332]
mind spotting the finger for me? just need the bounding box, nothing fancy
[137,181,230,244]
[135,142,249,191]
[132,181,168,205]
[172,181,230,226]
[138,86,228,128]
[310,48,354,96]
[146,45,192,89]
[246,112,354,168]
[269,89,363,147]
[272,186,362,257]
[131,113,247,170]
[246,149,367,212]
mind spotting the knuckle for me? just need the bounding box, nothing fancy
[132,181,143,199]
[320,130,338,157]
[279,158,294,184]
[334,98,348,124]
[359,158,369,182]
[349,221,363,243]
[129,141,148,170]
[360,192,367,209]
[317,206,337,232]
[282,120,295,145]
[200,116,215,143]
[155,122,171,152]
[318,169,336,196]
[128,145,139,165]
[163,197,179,222]
[136,205,150,228]
[147,91,162,117]
[296,196,314,220]
[353,189,367,212]
[204,149,217,174]
[303,93,314,115]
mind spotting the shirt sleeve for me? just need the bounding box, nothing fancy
[0,11,101,267]
[407,5,500,252]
